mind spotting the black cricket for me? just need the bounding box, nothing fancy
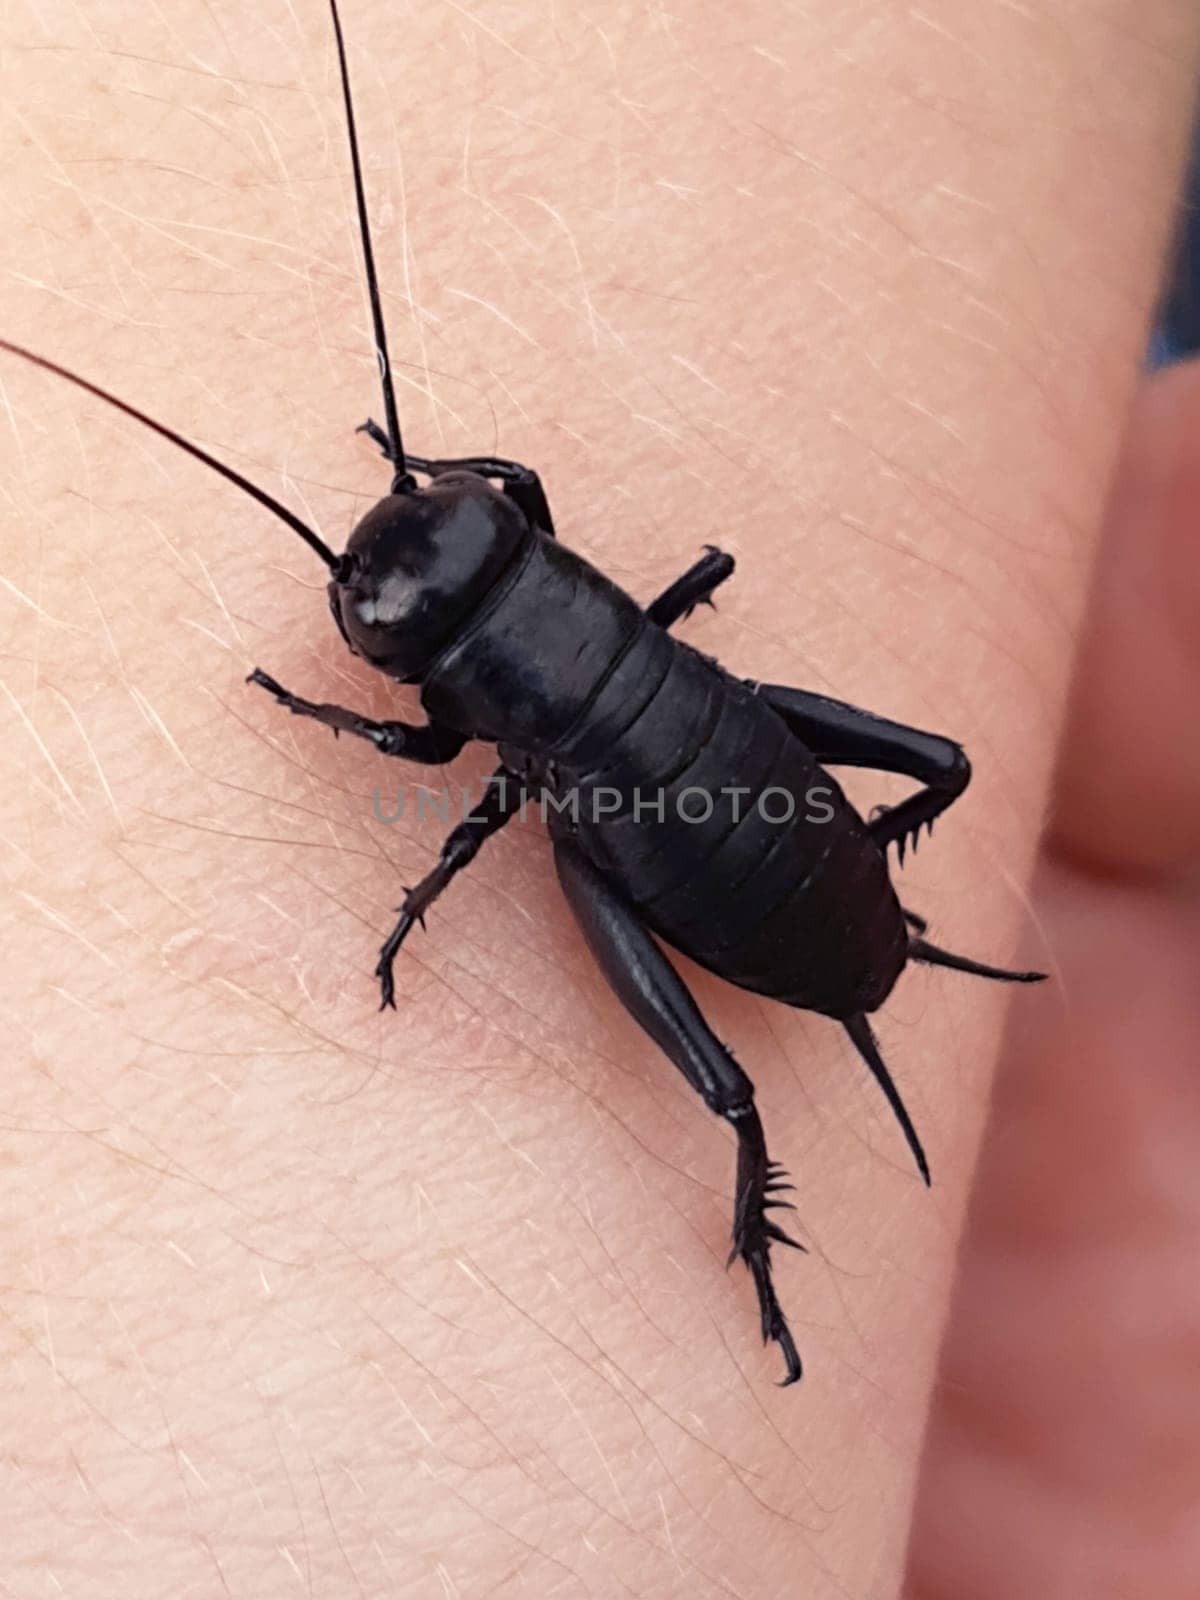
[1,0,1044,1386]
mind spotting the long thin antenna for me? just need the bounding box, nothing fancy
[0,340,341,571]
[329,0,409,488]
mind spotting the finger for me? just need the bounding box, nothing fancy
[1049,360,1200,875]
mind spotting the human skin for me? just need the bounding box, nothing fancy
[0,2,1195,1596]
[907,364,1200,1600]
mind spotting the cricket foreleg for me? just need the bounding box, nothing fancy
[553,838,804,1385]
[247,668,468,764]
[358,420,556,538]
[375,766,525,1009]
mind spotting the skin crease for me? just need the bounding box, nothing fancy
[0,2,1194,1596]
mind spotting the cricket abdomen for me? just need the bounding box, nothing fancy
[554,640,909,1020]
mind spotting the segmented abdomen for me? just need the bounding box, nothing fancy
[553,624,907,1018]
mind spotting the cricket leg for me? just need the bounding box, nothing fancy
[375,766,526,1008]
[758,683,1044,982]
[247,667,468,764]
[751,682,970,864]
[358,420,556,538]
[646,545,735,628]
[553,837,804,1385]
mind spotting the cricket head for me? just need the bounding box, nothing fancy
[328,473,530,681]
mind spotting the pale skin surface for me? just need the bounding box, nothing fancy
[0,2,1195,1596]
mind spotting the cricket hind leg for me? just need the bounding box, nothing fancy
[552,838,804,1385]
[751,682,970,863]
[358,419,556,538]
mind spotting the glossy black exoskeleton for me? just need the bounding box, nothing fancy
[0,0,1044,1385]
